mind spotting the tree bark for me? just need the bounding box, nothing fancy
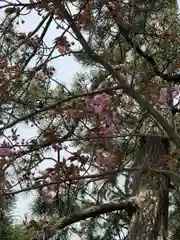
[128,136,170,240]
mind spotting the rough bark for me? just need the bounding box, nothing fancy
[128,136,170,240]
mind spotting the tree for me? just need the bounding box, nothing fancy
[0,0,180,239]
[0,194,29,240]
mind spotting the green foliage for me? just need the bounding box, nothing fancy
[0,196,29,240]
[8,225,29,240]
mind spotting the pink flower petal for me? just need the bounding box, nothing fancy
[93,94,103,105]
[0,148,13,157]
[94,105,104,114]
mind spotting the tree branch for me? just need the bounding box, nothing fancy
[52,1,180,148]
[0,86,118,132]
[46,197,139,231]
[4,120,78,171]
[106,4,180,83]
[5,165,180,195]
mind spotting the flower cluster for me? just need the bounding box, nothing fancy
[85,93,116,138]
[38,185,57,201]
[55,36,72,54]
[0,141,16,157]
[85,93,110,115]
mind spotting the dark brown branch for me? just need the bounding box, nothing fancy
[22,14,53,70]
[4,120,78,171]
[27,13,50,39]
[0,2,39,10]
[5,169,119,195]
[46,197,139,231]
[5,166,180,196]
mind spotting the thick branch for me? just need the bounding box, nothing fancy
[46,197,139,231]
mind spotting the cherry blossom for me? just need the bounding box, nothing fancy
[38,186,56,201]
[17,175,24,181]
[86,94,110,115]
[0,147,14,157]
[52,143,62,151]
[57,45,67,54]
[175,87,179,96]
[99,125,116,137]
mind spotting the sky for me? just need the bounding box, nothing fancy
[13,15,84,219]
[0,4,85,220]
[0,0,180,226]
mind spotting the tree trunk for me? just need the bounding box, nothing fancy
[128,136,170,240]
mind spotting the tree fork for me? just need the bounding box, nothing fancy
[128,136,170,240]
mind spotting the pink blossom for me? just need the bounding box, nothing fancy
[94,105,104,114]
[52,143,62,151]
[38,186,56,201]
[42,186,48,193]
[17,175,24,181]
[99,123,115,137]
[175,87,179,96]
[48,184,58,192]
[93,93,110,107]
[0,147,13,157]
[85,93,110,116]
[57,45,66,54]
[104,125,115,137]
[99,131,106,137]
[93,94,104,105]
[101,93,110,106]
